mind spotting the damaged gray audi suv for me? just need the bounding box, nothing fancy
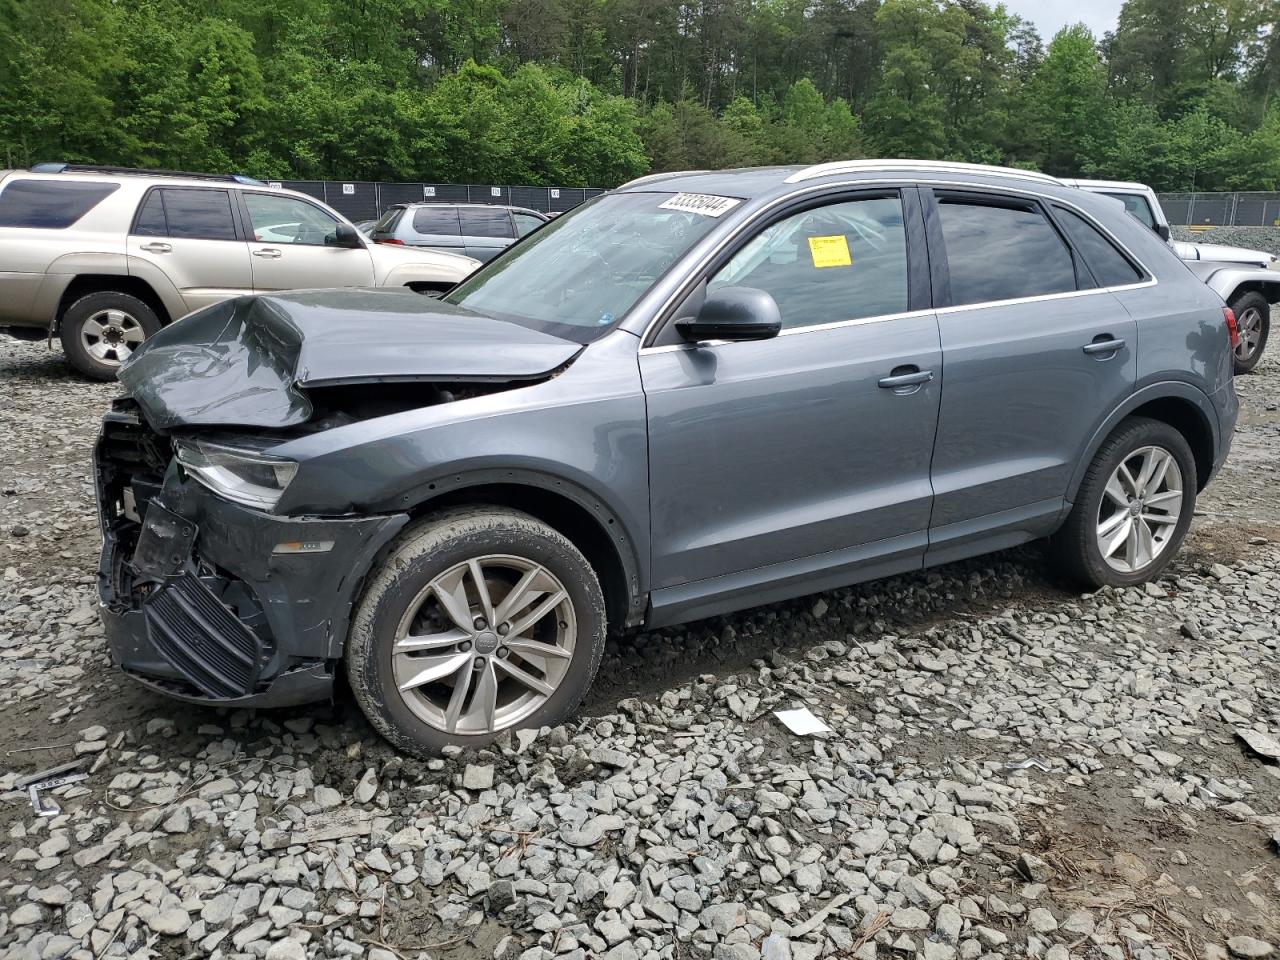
[96,160,1239,755]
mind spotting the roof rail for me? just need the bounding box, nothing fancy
[617,170,708,190]
[30,162,265,186]
[784,159,1060,185]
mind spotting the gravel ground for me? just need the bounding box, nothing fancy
[1,337,1278,960]
[1172,226,1280,256]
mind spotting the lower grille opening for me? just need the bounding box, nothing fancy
[145,573,262,698]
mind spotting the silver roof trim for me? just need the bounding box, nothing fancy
[785,159,1061,185]
[616,170,709,190]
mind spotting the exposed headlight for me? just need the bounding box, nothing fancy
[175,439,297,511]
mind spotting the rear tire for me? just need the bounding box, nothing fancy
[346,506,607,757]
[59,291,161,380]
[1051,417,1196,589]
[1230,291,1269,374]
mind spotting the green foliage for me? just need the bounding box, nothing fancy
[2,0,1280,189]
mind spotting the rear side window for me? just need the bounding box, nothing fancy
[1104,192,1156,230]
[513,212,546,237]
[937,199,1076,306]
[460,207,514,238]
[0,179,119,228]
[372,207,404,233]
[133,188,237,241]
[1054,206,1144,287]
[412,206,461,236]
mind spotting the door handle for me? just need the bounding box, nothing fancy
[139,242,171,254]
[878,368,934,391]
[252,248,282,259]
[1083,336,1126,356]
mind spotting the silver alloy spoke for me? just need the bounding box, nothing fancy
[505,638,572,662]
[395,627,471,652]
[1103,517,1134,558]
[1104,475,1129,507]
[82,318,105,337]
[507,589,567,638]
[1117,462,1140,497]
[494,657,555,697]
[443,658,477,733]
[1143,451,1172,495]
[467,559,496,626]
[1141,512,1178,526]
[397,651,471,692]
[430,567,475,632]
[1144,490,1182,510]
[1097,509,1129,539]
[468,660,499,732]
[1134,449,1160,494]
[492,565,554,625]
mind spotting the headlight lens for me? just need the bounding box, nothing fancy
[175,440,297,511]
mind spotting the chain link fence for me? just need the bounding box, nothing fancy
[1158,192,1280,227]
[270,180,608,223]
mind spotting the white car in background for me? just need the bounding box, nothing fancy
[1066,178,1278,373]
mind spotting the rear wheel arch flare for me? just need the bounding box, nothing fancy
[55,274,172,331]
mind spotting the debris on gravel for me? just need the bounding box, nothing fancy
[2,337,1280,960]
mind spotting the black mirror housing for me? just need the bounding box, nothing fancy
[1156,223,1172,242]
[332,223,365,248]
[676,286,782,343]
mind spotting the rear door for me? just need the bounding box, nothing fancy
[922,188,1139,564]
[459,207,515,262]
[128,187,252,313]
[239,191,375,291]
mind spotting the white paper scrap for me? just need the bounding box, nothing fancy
[773,707,832,736]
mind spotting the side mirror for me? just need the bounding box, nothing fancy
[675,286,782,343]
[1155,223,1171,242]
[332,223,365,249]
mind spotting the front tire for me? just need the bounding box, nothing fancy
[1051,417,1196,589]
[346,507,606,757]
[59,291,161,380]
[1230,291,1270,375]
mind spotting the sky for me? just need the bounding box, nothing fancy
[1002,0,1122,41]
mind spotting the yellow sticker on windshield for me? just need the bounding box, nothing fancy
[808,235,852,268]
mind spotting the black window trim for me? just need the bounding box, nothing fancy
[649,186,929,348]
[1046,202,1151,288]
[130,185,246,242]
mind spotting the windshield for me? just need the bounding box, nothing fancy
[444,192,732,342]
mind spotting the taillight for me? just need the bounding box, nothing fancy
[1224,307,1240,348]
[376,238,404,245]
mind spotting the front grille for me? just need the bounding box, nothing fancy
[145,573,262,698]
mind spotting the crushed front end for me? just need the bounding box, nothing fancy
[94,399,408,707]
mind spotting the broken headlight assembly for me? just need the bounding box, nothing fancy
[174,439,298,511]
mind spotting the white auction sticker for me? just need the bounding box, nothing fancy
[658,193,742,217]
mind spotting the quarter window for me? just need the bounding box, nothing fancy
[513,212,545,237]
[412,206,462,236]
[937,198,1076,306]
[707,196,909,330]
[244,193,341,245]
[144,188,237,241]
[0,180,119,228]
[1053,207,1144,287]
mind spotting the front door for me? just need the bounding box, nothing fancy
[239,191,375,292]
[922,190,1139,563]
[641,191,942,622]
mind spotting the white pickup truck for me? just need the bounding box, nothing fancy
[1064,179,1278,373]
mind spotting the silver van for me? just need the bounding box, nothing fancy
[368,202,549,262]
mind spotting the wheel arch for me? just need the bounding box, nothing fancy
[1067,384,1219,502]
[54,274,173,333]
[392,470,646,630]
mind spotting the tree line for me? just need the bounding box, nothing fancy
[2,0,1280,191]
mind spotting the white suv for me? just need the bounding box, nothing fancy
[0,164,480,379]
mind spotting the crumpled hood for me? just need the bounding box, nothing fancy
[118,288,580,430]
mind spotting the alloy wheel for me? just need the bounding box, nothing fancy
[391,555,576,736]
[1236,306,1264,364]
[81,309,145,366]
[1095,445,1184,574]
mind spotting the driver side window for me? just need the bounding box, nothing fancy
[244,193,342,246]
[709,195,909,330]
